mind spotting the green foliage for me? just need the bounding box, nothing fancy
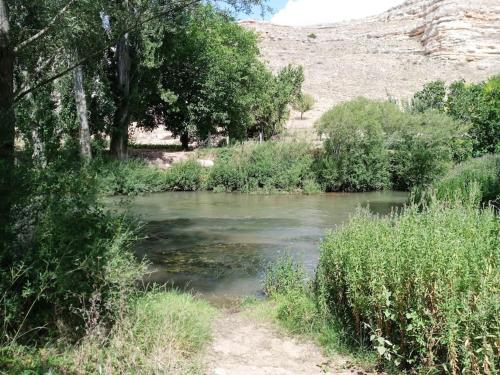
[429,154,500,206]
[93,158,209,195]
[165,160,208,192]
[293,93,315,119]
[139,5,301,145]
[94,158,168,195]
[207,141,315,192]
[315,98,393,191]
[1,164,144,342]
[410,80,446,113]
[317,98,469,191]
[250,65,305,140]
[263,255,307,297]
[412,75,500,155]
[316,202,499,372]
[388,110,469,190]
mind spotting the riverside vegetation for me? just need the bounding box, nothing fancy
[262,156,499,374]
[1,0,499,373]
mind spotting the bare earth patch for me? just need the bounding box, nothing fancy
[204,310,373,375]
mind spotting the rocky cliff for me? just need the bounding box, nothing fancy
[241,0,500,139]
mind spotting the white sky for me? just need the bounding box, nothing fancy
[271,0,405,26]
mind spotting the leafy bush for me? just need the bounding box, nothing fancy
[93,158,209,195]
[430,153,500,206]
[1,165,144,342]
[165,159,207,191]
[94,158,167,195]
[207,142,315,192]
[316,98,469,191]
[315,98,395,191]
[410,80,446,113]
[263,255,307,297]
[388,111,469,190]
[206,148,248,192]
[316,202,499,372]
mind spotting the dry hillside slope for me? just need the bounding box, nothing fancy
[241,0,500,139]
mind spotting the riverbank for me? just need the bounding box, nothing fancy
[0,293,379,375]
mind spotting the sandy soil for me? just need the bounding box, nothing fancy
[203,309,373,375]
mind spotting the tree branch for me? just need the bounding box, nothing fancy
[14,0,78,53]
[14,0,201,103]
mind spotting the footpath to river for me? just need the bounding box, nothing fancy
[203,308,374,375]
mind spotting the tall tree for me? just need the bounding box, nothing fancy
[0,0,15,235]
[0,0,14,165]
[73,62,92,159]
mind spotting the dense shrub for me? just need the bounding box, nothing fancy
[410,80,446,113]
[93,158,209,195]
[412,75,500,155]
[164,159,207,191]
[315,98,393,191]
[316,98,470,191]
[207,142,315,192]
[316,202,499,373]
[388,111,469,190]
[430,154,500,206]
[1,165,144,342]
[94,158,167,195]
[263,255,307,297]
[206,148,248,192]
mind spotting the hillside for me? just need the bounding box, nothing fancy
[240,0,500,139]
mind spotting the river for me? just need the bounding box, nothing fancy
[126,191,407,302]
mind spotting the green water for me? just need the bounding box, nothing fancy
[127,191,407,300]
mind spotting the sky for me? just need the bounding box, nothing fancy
[240,0,404,26]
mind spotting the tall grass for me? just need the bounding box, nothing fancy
[1,291,217,374]
[316,201,499,373]
[207,141,316,193]
[429,154,499,206]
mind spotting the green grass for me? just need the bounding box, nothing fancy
[1,291,217,375]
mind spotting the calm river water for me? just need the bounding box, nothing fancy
[126,192,407,301]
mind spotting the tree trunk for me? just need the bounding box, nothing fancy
[110,34,131,160]
[73,63,92,159]
[0,0,15,232]
[180,131,189,150]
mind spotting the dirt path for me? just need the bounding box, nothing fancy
[203,309,371,375]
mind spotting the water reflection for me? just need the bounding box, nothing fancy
[126,191,407,300]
